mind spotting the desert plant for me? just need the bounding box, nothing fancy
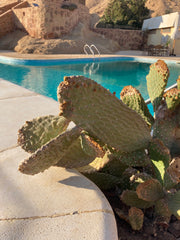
[17,60,180,230]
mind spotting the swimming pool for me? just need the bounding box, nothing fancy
[0,57,179,114]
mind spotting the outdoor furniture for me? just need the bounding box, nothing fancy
[147,45,170,56]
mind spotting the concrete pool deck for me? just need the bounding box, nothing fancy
[0,78,118,240]
[0,50,180,240]
[0,50,180,61]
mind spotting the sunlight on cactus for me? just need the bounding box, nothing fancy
[17,60,180,230]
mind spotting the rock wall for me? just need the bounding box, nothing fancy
[12,0,89,39]
[0,0,88,39]
[93,28,146,50]
[0,1,19,15]
[40,0,80,39]
[0,10,14,38]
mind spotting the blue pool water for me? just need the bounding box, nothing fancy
[0,58,180,114]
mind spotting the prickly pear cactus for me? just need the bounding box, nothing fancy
[153,104,180,157]
[146,60,169,112]
[57,76,151,152]
[121,190,154,208]
[136,179,164,202]
[177,76,180,90]
[18,115,70,153]
[117,148,150,167]
[120,85,154,126]
[76,150,111,173]
[167,190,180,220]
[155,198,171,219]
[19,126,82,175]
[82,172,121,190]
[167,157,180,183]
[16,59,180,232]
[149,138,170,186]
[128,207,144,231]
[163,88,180,111]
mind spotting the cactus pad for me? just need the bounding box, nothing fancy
[177,76,180,90]
[83,172,121,190]
[19,126,82,175]
[130,172,152,189]
[167,157,180,183]
[55,133,105,169]
[120,85,154,126]
[76,150,110,173]
[128,207,144,231]
[101,157,128,178]
[149,138,171,185]
[18,115,69,153]
[164,88,180,111]
[167,190,180,220]
[146,60,169,112]
[155,198,171,218]
[58,76,151,152]
[121,190,154,208]
[118,148,150,167]
[136,179,164,202]
[153,105,180,157]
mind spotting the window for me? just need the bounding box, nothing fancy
[161,28,171,34]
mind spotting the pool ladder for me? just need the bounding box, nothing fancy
[83,44,100,56]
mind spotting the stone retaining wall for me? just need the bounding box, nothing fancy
[0,0,88,39]
[41,1,80,39]
[0,10,14,38]
[93,28,145,50]
[12,0,88,39]
[13,1,44,38]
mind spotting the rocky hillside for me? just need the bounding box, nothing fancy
[86,0,180,17]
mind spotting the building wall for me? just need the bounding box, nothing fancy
[0,10,14,38]
[13,2,44,38]
[174,39,180,55]
[93,28,145,50]
[147,29,162,46]
[12,0,88,39]
[0,0,88,39]
[41,0,80,39]
[147,27,180,55]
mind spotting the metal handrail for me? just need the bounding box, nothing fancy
[145,83,178,105]
[90,44,100,56]
[83,44,94,55]
[83,44,100,56]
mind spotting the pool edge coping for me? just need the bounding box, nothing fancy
[0,52,180,66]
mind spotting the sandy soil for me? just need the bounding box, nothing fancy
[0,23,120,54]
